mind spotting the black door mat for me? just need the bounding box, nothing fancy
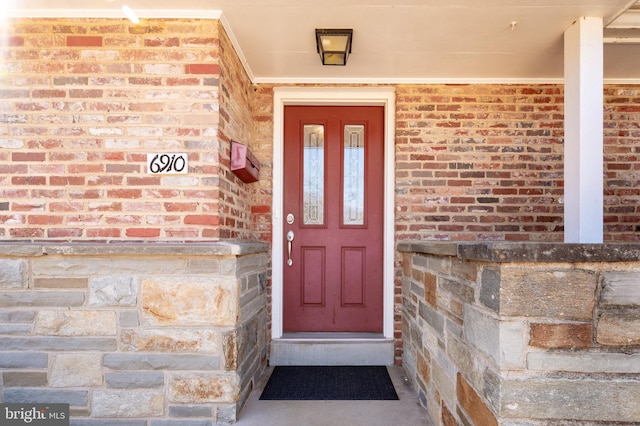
[259,366,399,401]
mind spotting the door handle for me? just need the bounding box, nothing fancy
[286,230,295,266]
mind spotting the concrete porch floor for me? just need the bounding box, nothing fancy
[236,365,436,426]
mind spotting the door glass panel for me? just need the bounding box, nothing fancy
[343,124,365,225]
[303,124,325,225]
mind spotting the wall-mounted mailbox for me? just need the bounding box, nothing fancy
[231,140,260,183]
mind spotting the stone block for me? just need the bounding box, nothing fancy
[0,259,28,289]
[3,389,88,406]
[500,378,640,422]
[2,372,48,387]
[500,266,596,320]
[499,321,525,368]
[50,353,102,387]
[457,373,498,426]
[530,322,592,349]
[106,372,164,389]
[528,352,640,373]
[121,328,219,353]
[35,310,117,336]
[424,272,437,307]
[2,337,116,351]
[168,405,213,418]
[89,276,137,306]
[480,267,500,313]
[92,390,164,417]
[0,310,35,323]
[600,271,640,306]
[419,301,444,337]
[0,325,31,334]
[441,277,474,304]
[141,276,237,326]
[120,310,140,327]
[103,354,219,370]
[463,305,499,364]
[32,256,189,278]
[169,372,240,403]
[0,352,49,368]
[0,291,85,307]
[34,278,87,288]
[597,313,640,346]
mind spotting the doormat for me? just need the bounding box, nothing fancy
[259,366,399,400]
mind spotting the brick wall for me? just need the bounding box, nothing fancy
[0,18,257,241]
[395,84,638,243]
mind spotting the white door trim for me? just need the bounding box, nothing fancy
[272,87,396,339]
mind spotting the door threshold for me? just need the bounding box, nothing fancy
[280,332,387,341]
[270,333,394,366]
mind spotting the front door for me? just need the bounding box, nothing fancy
[283,106,384,333]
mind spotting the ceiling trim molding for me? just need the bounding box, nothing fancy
[7,8,223,20]
[255,77,567,85]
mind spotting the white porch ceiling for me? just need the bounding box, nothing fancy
[6,0,640,83]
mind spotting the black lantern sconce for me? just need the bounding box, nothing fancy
[315,29,353,66]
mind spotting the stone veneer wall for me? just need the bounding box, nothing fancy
[399,242,640,425]
[0,242,268,425]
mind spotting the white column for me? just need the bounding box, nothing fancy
[564,17,604,243]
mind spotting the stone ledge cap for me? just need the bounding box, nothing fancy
[398,242,640,263]
[0,241,269,257]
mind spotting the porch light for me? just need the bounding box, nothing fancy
[315,29,353,66]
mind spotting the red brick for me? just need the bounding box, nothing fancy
[126,228,161,238]
[185,64,220,75]
[50,176,86,186]
[12,153,46,162]
[66,36,103,47]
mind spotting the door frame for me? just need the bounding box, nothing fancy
[272,87,396,340]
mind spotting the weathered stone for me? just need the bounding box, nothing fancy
[50,353,102,387]
[0,291,85,307]
[103,354,219,370]
[600,271,640,306]
[141,276,237,326]
[597,313,640,346]
[0,324,31,334]
[32,256,189,277]
[480,267,500,312]
[463,305,499,363]
[106,372,164,389]
[501,378,640,422]
[121,328,218,353]
[0,259,28,289]
[0,352,47,368]
[1,337,116,351]
[530,323,592,349]
[0,310,35,322]
[3,388,88,406]
[169,372,240,403]
[424,272,437,307]
[441,277,474,303]
[34,278,87,288]
[457,373,498,426]
[419,301,444,336]
[168,405,213,418]
[528,352,640,373]
[120,310,139,327]
[92,390,164,417]
[500,266,596,320]
[89,276,137,306]
[2,372,48,387]
[35,310,117,336]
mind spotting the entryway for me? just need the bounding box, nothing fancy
[269,87,396,366]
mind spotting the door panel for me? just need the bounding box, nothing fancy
[283,106,384,333]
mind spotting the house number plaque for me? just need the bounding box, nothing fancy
[147,153,188,175]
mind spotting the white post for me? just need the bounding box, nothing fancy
[564,17,604,243]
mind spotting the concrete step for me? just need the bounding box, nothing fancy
[269,333,395,366]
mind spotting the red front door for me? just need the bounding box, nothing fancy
[283,106,384,333]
